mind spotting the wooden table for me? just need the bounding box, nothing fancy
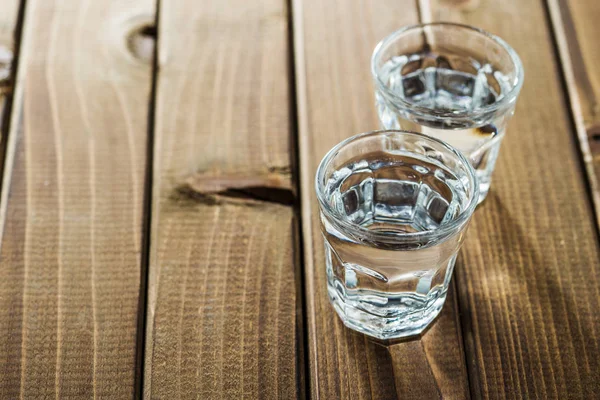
[0,0,598,398]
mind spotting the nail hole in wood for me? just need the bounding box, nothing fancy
[589,125,600,142]
[127,24,156,63]
[138,25,157,39]
[442,0,481,11]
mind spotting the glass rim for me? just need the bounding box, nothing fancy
[371,22,524,121]
[315,129,480,245]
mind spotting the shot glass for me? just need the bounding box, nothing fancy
[315,130,479,339]
[371,23,523,202]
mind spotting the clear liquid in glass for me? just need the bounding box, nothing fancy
[321,150,470,339]
[375,52,515,200]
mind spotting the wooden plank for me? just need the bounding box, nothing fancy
[143,0,302,398]
[0,0,20,157]
[293,0,470,398]
[421,0,600,398]
[547,0,600,228]
[0,0,155,397]
[0,0,23,397]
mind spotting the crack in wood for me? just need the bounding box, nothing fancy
[174,182,295,207]
[173,169,295,206]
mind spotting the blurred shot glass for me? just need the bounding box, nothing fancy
[372,23,523,202]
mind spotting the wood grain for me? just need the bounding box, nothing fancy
[0,0,18,47]
[292,0,470,398]
[143,0,302,398]
[547,0,600,228]
[0,2,22,394]
[0,0,155,397]
[422,0,600,398]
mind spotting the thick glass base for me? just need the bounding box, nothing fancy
[327,278,448,340]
